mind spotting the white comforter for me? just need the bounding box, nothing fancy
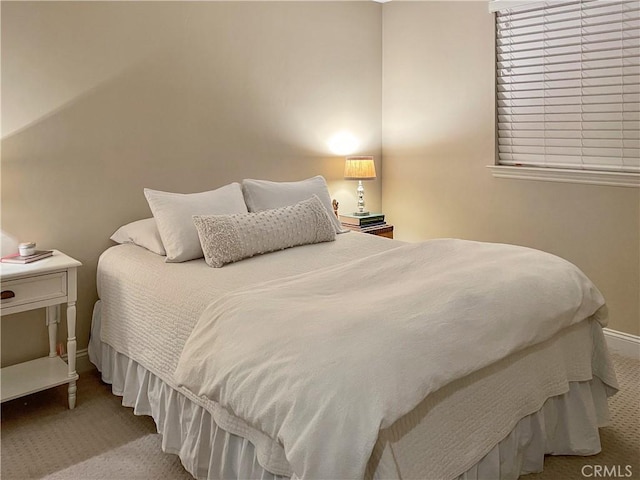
[174,239,607,479]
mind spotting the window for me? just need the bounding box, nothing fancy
[490,0,640,187]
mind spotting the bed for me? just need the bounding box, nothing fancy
[89,226,619,480]
[90,176,618,479]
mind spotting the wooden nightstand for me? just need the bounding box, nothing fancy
[362,224,394,239]
[0,250,82,409]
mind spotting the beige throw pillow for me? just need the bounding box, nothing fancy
[193,195,336,268]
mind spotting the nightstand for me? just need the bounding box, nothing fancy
[0,250,82,409]
[362,224,394,239]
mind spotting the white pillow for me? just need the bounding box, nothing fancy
[144,183,248,262]
[110,218,166,256]
[242,175,343,233]
[193,195,336,268]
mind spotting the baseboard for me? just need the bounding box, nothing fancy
[603,328,640,359]
[61,348,95,374]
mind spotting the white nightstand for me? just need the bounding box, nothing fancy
[0,250,82,409]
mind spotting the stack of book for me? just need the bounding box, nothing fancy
[1,250,53,264]
[339,213,386,232]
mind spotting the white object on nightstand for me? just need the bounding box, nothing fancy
[0,250,82,409]
[18,242,36,257]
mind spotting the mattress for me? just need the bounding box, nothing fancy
[91,232,619,479]
[97,232,403,381]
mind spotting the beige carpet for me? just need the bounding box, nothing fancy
[0,369,191,480]
[1,355,638,480]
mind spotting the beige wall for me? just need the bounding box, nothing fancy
[1,1,383,366]
[382,1,640,335]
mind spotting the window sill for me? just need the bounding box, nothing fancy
[487,166,640,188]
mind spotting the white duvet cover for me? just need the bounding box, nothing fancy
[174,239,607,480]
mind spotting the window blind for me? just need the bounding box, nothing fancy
[496,0,640,173]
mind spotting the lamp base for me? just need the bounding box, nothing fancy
[353,211,370,216]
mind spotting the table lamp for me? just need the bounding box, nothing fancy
[344,156,376,216]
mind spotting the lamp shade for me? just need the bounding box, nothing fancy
[344,156,376,180]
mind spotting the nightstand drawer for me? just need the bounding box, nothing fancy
[373,227,394,239]
[365,225,394,239]
[1,272,67,309]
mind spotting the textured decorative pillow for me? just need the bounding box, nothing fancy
[241,176,344,233]
[144,183,248,263]
[110,218,166,256]
[193,195,336,268]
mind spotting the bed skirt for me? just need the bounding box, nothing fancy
[90,338,613,480]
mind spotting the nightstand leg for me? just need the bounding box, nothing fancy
[67,301,77,409]
[46,305,59,358]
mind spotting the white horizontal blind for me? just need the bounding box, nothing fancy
[496,0,640,172]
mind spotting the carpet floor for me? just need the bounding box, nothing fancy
[1,354,638,480]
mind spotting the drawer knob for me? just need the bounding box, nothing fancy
[1,290,15,300]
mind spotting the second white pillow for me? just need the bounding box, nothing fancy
[144,183,248,263]
[242,176,344,233]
